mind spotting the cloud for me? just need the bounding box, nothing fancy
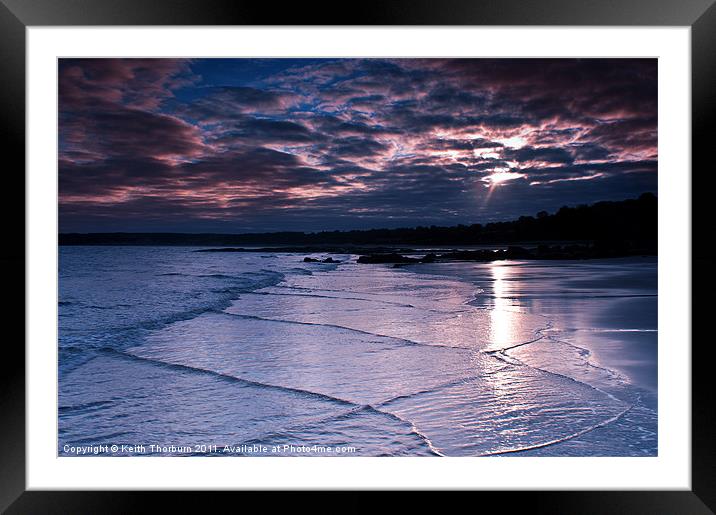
[61,106,206,162]
[178,86,298,122]
[329,136,390,157]
[59,58,195,111]
[212,118,319,147]
[503,146,575,165]
[59,58,658,232]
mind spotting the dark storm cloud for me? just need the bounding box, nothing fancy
[580,117,658,155]
[312,115,399,136]
[211,86,285,107]
[59,59,205,164]
[213,118,319,146]
[60,147,335,200]
[346,95,388,110]
[569,143,613,162]
[59,58,657,232]
[177,86,296,123]
[329,136,389,157]
[503,146,575,165]
[61,106,205,161]
[59,58,195,111]
[422,139,478,151]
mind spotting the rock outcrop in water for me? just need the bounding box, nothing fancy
[357,253,421,264]
[357,253,440,264]
[195,246,412,254]
[304,257,342,263]
[357,242,656,265]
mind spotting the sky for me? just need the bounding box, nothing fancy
[58,58,657,233]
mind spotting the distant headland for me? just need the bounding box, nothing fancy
[60,193,657,262]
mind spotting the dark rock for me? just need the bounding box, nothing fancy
[197,246,416,254]
[196,247,249,252]
[439,250,495,261]
[505,246,533,259]
[304,256,342,263]
[357,253,420,264]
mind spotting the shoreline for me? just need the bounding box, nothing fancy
[191,243,656,264]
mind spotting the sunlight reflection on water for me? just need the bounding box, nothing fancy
[488,262,532,349]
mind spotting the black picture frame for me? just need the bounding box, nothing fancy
[2,0,714,512]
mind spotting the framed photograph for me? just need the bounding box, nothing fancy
[3,0,714,511]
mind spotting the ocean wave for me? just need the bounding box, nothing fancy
[288,267,314,276]
[59,266,290,377]
[59,249,656,457]
[100,346,358,408]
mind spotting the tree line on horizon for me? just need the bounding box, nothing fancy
[59,193,657,247]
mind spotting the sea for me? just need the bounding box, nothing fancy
[58,246,657,457]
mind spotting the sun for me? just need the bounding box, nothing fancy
[481,170,525,206]
[486,171,525,185]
